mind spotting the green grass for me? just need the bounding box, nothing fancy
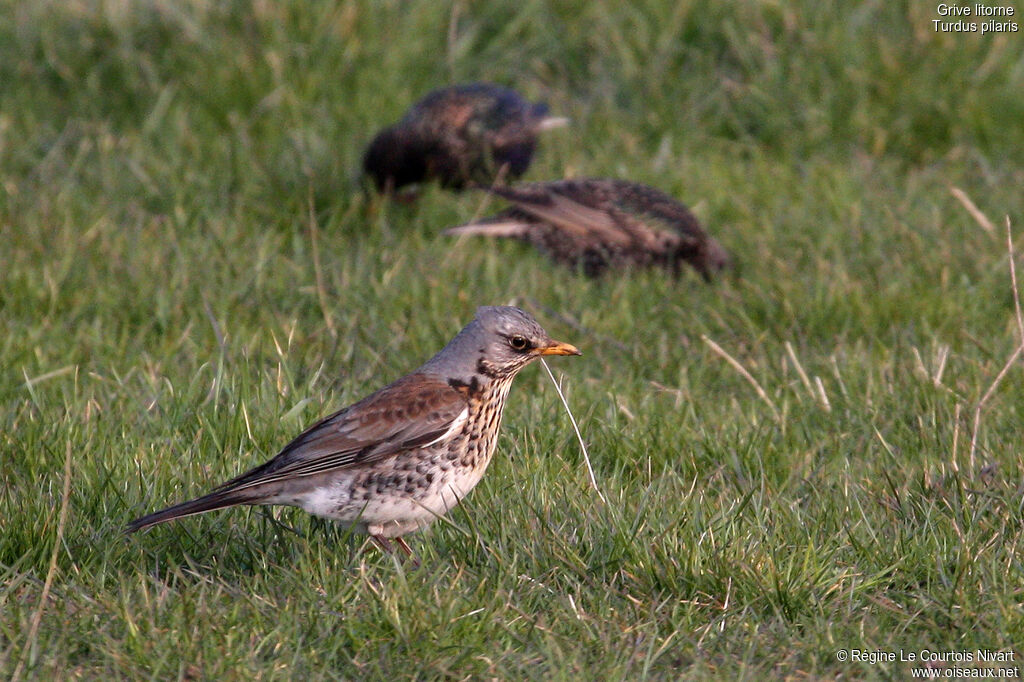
[2,0,1023,678]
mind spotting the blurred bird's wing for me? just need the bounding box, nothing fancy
[216,374,470,492]
[603,205,679,252]
[486,185,634,246]
[608,182,708,243]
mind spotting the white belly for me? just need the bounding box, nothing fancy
[286,459,492,538]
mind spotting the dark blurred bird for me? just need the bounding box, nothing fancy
[445,179,731,280]
[363,83,568,192]
[126,306,580,557]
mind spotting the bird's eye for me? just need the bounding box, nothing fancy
[508,335,530,351]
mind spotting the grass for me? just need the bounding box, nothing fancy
[2,0,1023,678]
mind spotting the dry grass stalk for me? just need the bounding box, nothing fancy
[967,218,1023,469]
[702,335,781,423]
[540,358,606,504]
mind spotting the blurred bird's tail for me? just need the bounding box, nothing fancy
[444,221,532,239]
[528,100,568,131]
[536,116,570,131]
[126,490,256,533]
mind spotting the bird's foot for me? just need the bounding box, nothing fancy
[370,535,420,568]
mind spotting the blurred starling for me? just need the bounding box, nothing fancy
[363,83,568,192]
[445,179,731,280]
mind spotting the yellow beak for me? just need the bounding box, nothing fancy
[536,340,582,357]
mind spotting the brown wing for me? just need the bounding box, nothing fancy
[214,373,469,493]
[603,205,676,252]
[487,184,634,246]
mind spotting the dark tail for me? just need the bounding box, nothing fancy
[126,490,255,533]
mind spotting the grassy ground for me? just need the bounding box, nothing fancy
[2,0,1023,679]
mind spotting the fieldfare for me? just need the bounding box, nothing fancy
[363,83,568,192]
[127,306,580,556]
[445,178,731,280]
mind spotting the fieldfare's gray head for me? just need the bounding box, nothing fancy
[423,306,580,383]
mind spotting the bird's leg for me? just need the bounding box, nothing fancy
[370,535,419,568]
[394,537,420,569]
[483,162,511,192]
[394,536,414,557]
[371,535,394,554]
